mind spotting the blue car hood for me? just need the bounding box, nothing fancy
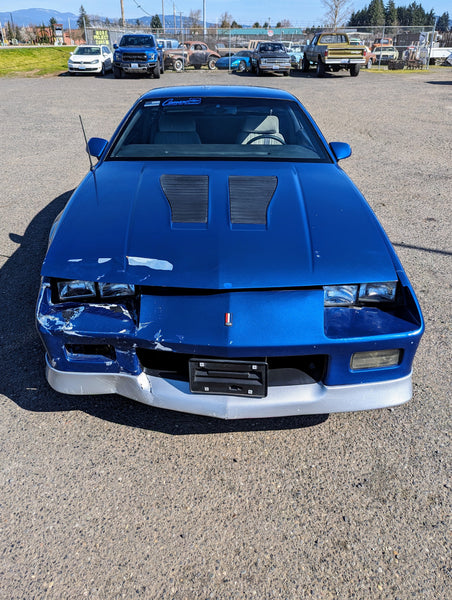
[42,161,396,289]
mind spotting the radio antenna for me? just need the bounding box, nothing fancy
[79,115,94,171]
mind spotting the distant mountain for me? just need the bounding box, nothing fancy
[0,8,78,28]
[0,8,217,30]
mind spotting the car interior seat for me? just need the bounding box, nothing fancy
[154,114,201,144]
[236,115,285,145]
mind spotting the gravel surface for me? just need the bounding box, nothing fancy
[0,67,451,600]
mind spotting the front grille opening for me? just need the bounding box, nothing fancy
[136,349,327,386]
[65,344,116,361]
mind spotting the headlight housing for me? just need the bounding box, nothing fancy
[324,282,397,306]
[56,280,135,302]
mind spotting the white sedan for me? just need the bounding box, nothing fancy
[68,44,113,75]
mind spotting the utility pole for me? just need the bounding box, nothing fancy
[203,0,206,38]
[162,0,165,33]
[120,0,125,27]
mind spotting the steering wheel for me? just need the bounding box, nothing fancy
[246,134,285,145]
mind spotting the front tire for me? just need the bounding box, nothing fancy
[256,62,261,76]
[113,66,122,79]
[173,58,183,72]
[301,57,310,72]
[207,56,217,70]
[153,64,160,78]
[237,60,246,73]
[316,60,325,77]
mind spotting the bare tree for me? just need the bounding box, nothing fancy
[219,12,232,28]
[321,0,353,28]
[188,9,202,29]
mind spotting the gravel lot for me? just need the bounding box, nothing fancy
[0,67,450,599]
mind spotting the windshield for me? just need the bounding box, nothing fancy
[119,35,155,47]
[108,96,331,162]
[74,46,101,55]
[259,43,285,52]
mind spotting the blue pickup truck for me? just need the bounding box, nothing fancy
[113,33,163,78]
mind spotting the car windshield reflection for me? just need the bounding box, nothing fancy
[108,97,331,162]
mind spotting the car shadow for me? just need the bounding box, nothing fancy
[425,79,452,85]
[1,190,328,435]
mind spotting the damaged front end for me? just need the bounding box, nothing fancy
[36,277,141,377]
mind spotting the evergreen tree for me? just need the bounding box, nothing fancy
[436,12,450,31]
[385,0,398,25]
[151,15,162,29]
[368,0,386,25]
[77,5,91,29]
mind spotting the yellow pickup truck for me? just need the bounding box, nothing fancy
[302,32,366,77]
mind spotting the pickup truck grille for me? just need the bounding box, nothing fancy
[261,58,290,65]
[122,52,148,61]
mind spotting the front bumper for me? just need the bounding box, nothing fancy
[260,63,291,71]
[115,62,157,73]
[68,63,102,73]
[36,279,423,419]
[45,357,413,419]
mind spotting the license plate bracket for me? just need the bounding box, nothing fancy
[189,359,267,397]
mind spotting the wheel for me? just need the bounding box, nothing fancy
[246,134,285,145]
[301,57,310,72]
[350,64,360,77]
[207,56,217,70]
[153,64,160,79]
[160,60,164,74]
[256,63,261,76]
[316,61,325,77]
[113,66,122,79]
[237,60,246,73]
[173,58,183,72]
[283,71,289,76]
[366,59,372,69]
[100,63,106,76]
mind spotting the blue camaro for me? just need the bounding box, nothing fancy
[215,51,253,72]
[36,86,424,419]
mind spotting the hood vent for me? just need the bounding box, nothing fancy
[229,176,278,225]
[160,174,209,223]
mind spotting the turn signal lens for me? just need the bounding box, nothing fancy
[350,349,401,370]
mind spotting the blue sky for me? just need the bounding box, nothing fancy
[5,1,451,26]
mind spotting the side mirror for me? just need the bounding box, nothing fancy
[113,43,118,49]
[87,137,108,159]
[70,51,73,55]
[330,142,352,161]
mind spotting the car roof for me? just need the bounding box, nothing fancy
[140,86,297,101]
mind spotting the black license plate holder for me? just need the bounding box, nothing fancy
[189,359,267,398]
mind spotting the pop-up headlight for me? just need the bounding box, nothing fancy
[324,285,358,306]
[57,280,96,301]
[324,282,397,306]
[358,282,397,303]
[56,281,135,302]
[99,283,135,298]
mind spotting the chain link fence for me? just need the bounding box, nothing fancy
[85,24,450,69]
